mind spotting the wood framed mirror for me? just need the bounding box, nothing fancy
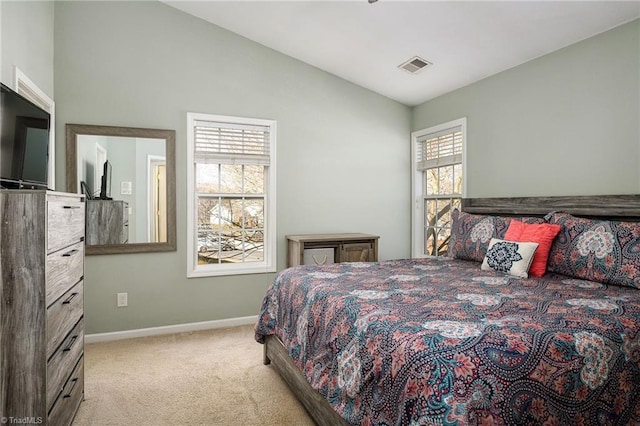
[66,124,176,254]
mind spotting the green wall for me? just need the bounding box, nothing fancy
[412,19,640,198]
[53,1,411,334]
[0,1,54,96]
[4,1,638,335]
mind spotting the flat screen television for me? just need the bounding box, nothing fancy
[0,83,51,190]
[99,160,112,200]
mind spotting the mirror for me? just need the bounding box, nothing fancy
[66,124,176,254]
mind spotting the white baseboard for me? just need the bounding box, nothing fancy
[85,315,258,344]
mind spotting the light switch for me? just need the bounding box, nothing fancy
[121,181,132,195]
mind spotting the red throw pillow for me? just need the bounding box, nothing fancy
[504,220,561,277]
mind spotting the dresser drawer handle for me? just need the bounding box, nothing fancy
[63,378,79,398]
[63,335,78,352]
[62,292,79,305]
[62,249,79,257]
[63,205,81,209]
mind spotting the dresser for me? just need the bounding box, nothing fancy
[86,199,129,245]
[287,233,379,267]
[0,190,85,425]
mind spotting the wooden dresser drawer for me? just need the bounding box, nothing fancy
[47,319,84,412]
[85,200,129,245]
[47,281,83,358]
[48,355,84,426]
[46,240,84,306]
[122,202,129,224]
[47,195,84,254]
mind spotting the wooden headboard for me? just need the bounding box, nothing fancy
[462,194,640,221]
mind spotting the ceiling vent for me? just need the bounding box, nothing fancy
[398,56,431,74]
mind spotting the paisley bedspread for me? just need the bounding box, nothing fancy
[254,257,640,425]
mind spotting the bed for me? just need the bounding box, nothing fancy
[255,195,640,425]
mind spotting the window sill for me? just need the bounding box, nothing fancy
[187,262,276,278]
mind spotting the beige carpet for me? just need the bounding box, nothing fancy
[72,324,314,426]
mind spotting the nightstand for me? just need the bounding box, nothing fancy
[286,233,379,267]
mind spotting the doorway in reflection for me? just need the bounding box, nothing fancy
[149,157,167,243]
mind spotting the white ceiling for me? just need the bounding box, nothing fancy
[163,1,640,106]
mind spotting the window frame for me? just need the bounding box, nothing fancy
[186,112,277,277]
[411,117,467,258]
[14,66,56,189]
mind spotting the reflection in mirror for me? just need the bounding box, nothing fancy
[66,124,176,255]
[77,135,166,244]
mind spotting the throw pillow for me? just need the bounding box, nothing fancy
[504,220,561,277]
[546,212,640,289]
[448,209,543,262]
[481,238,539,278]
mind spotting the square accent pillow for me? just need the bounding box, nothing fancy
[481,238,539,278]
[504,220,561,277]
[546,212,640,289]
[448,209,544,262]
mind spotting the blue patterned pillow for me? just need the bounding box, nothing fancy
[481,238,539,278]
[546,212,640,289]
[447,209,543,262]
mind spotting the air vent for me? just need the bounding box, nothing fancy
[398,56,431,74]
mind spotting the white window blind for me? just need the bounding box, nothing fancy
[416,127,463,170]
[193,120,271,165]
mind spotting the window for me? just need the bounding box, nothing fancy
[411,118,466,257]
[187,113,276,277]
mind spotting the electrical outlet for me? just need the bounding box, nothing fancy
[117,292,128,307]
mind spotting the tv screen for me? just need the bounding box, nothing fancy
[0,83,50,189]
[99,160,112,200]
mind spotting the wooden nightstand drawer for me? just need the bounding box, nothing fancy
[48,355,84,426]
[46,240,84,307]
[47,319,84,411]
[47,281,83,358]
[47,195,84,254]
[339,242,374,262]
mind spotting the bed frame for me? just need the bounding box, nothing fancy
[461,194,640,219]
[262,194,640,425]
[263,335,349,425]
